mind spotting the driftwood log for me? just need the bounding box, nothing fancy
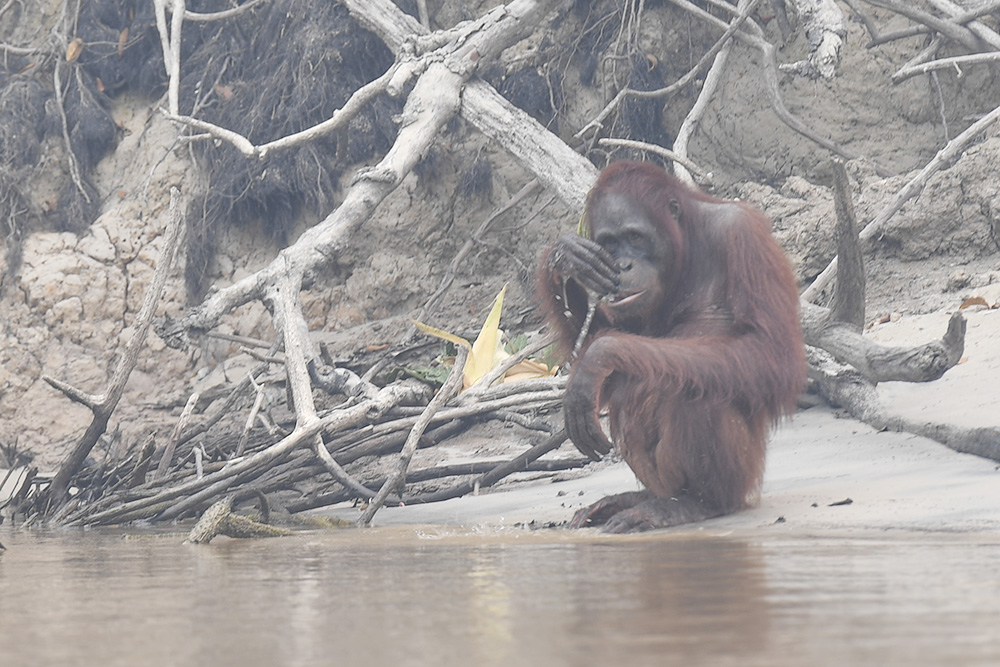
[802,162,997,462]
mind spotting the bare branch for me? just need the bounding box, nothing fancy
[163,62,400,159]
[665,0,864,168]
[779,0,846,79]
[359,345,469,525]
[574,0,763,142]
[153,0,185,115]
[184,0,270,22]
[860,0,982,51]
[802,102,1000,302]
[808,346,999,462]
[46,188,186,510]
[598,138,711,183]
[829,161,865,329]
[892,52,1000,84]
[924,0,1000,50]
[153,392,200,480]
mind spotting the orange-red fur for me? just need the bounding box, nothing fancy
[538,162,805,517]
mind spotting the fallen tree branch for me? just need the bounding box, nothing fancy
[808,347,1000,462]
[802,161,966,384]
[924,0,1000,50]
[860,0,982,51]
[69,380,429,525]
[153,392,199,480]
[359,346,469,525]
[802,101,1000,302]
[860,0,1000,47]
[892,52,1000,84]
[828,160,866,329]
[403,429,570,504]
[41,188,185,514]
[779,0,846,79]
[803,303,966,383]
[285,452,587,513]
[157,0,564,345]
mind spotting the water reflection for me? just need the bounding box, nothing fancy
[1,527,998,666]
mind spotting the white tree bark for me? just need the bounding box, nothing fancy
[780,0,846,79]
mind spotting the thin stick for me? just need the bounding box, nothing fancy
[184,0,269,21]
[165,61,399,159]
[597,138,710,182]
[358,345,470,526]
[861,0,981,51]
[403,429,570,505]
[574,0,761,142]
[573,299,599,358]
[44,189,185,512]
[892,52,1000,84]
[153,392,200,479]
[236,376,267,457]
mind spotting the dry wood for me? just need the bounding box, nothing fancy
[670,0,742,186]
[803,162,965,385]
[597,138,710,184]
[41,189,185,513]
[803,304,966,384]
[802,102,1000,302]
[829,161,866,329]
[158,0,563,343]
[861,0,982,51]
[285,452,586,513]
[924,0,1000,49]
[164,62,400,159]
[69,380,429,526]
[154,392,199,480]
[401,429,570,505]
[184,0,270,22]
[892,52,1000,84]
[359,346,470,525]
[803,164,979,455]
[574,0,763,144]
[779,0,846,79]
[861,0,1000,47]
[808,347,1000,462]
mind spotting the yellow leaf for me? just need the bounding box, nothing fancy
[412,320,471,350]
[414,285,549,390]
[503,358,557,383]
[466,284,508,388]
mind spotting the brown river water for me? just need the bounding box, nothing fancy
[2,526,998,667]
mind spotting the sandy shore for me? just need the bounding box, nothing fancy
[322,306,1000,534]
